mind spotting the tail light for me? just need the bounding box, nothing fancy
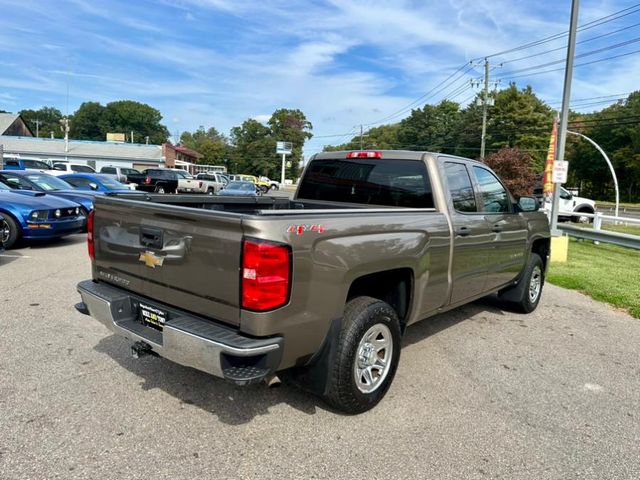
[87,210,95,260]
[145,176,151,184]
[242,238,291,311]
[346,151,382,159]
[199,181,203,188]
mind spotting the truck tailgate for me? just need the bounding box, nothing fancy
[92,198,242,326]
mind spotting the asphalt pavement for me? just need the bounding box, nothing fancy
[1,235,639,480]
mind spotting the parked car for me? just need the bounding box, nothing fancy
[49,163,96,176]
[76,150,550,413]
[125,169,179,194]
[196,172,228,193]
[2,158,53,171]
[0,171,97,217]
[228,174,270,193]
[0,179,84,249]
[259,176,280,190]
[218,181,262,196]
[99,166,142,184]
[59,173,137,193]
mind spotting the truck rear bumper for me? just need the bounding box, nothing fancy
[76,280,283,385]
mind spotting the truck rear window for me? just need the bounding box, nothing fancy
[298,158,434,208]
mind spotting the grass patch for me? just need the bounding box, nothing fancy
[601,224,640,235]
[597,201,640,209]
[547,238,640,318]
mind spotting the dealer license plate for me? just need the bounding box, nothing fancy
[139,303,167,331]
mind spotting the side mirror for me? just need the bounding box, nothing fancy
[559,191,572,200]
[89,182,99,191]
[518,196,539,212]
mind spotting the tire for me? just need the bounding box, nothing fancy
[155,185,166,194]
[207,187,215,195]
[270,184,278,191]
[79,207,89,233]
[260,185,269,194]
[0,213,21,249]
[323,296,401,414]
[571,212,592,224]
[499,253,544,313]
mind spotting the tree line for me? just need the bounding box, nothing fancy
[14,84,640,200]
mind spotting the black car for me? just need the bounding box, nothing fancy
[126,169,179,194]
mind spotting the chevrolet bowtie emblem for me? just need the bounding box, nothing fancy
[139,250,165,268]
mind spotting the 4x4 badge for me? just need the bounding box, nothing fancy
[139,251,164,268]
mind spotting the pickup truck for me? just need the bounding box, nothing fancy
[75,150,550,413]
[534,186,596,223]
[126,169,179,194]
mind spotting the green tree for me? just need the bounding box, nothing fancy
[180,126,229,166]
[70,102,105,140]
[485,84,554,170]
[99,100,169,144]
[19,106,64,138]
[268,109,313,179]
[323,124,400,152]
[229,119,274,176]
[397,100,461,153]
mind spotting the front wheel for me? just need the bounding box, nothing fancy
[260,185,269,194]
[323,296,401,414]
[0,214,21,249]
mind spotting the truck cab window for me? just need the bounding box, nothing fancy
[473,166,510,213]
[444,162,477,213]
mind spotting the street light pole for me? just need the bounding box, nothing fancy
[567,130,619,218]
[550,0,580,235]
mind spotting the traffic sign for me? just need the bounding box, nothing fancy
[553,160,568,183]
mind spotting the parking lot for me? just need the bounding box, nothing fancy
[1,236,639,479]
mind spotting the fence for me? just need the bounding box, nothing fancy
[555,211,640,250]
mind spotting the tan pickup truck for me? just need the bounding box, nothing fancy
[75,150,550,413]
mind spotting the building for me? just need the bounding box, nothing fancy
[0,113,33,137]
[0,136,164,171]
[163,143,203,173]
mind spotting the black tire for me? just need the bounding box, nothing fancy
[571,211,592,224]
[207,187,215,195]
[260,185,269,194]
[499,253,544,313]
[323,296,401,414]
[270,184,278,191]
[0,213,21,249]
[79,207,89,233]
[155,185,166,194]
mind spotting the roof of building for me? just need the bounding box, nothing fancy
[0,136,164,162]
[0,114,20,135]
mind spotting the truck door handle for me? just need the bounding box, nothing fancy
[455,227,471,237]
[139,226,164,249]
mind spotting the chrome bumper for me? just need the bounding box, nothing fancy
[76,280,282,385]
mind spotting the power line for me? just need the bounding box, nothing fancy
[474,3,640,61]
[500,21,640,65]
[548,92,632,105]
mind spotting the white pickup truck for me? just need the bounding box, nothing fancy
[175,170,224,194]
[535,186,596,223]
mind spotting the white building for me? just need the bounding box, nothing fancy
[0,135,165,171]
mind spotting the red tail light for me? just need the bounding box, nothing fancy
[346,151,382,159]
[87,210,95,261]
[145,176,151,184]
[242,238,291,311]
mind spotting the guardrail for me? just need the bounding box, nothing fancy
[555,211,640,250]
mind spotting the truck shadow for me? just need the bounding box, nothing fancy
[0,250,24,266]
[94,335,325,425]
[26,233,86,249]
[93,295,512,425]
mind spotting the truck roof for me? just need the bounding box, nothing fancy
[311,150,485,166]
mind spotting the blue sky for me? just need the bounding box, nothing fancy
[1,0,639,155]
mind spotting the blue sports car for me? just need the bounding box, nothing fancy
[0,170,98,216]
[0,180,85,249]
[59,173,136,194]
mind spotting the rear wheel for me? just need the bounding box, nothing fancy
[499,253,544,313]
[207,187,215,195]
[270,184,278,191]
[571,211,592,224]
[323,296,401,414]
[0,213,21,249]
[260,185,269,194]
[155,185,166,194]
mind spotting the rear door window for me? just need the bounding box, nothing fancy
[444,162,477,213]
[298,158,434,208]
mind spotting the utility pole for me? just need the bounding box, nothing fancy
[480,58,490,160]
[359,125,369,150]
[550,0,580,235]
[34,119,40,138]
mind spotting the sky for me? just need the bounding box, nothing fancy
[1,0,639,156]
